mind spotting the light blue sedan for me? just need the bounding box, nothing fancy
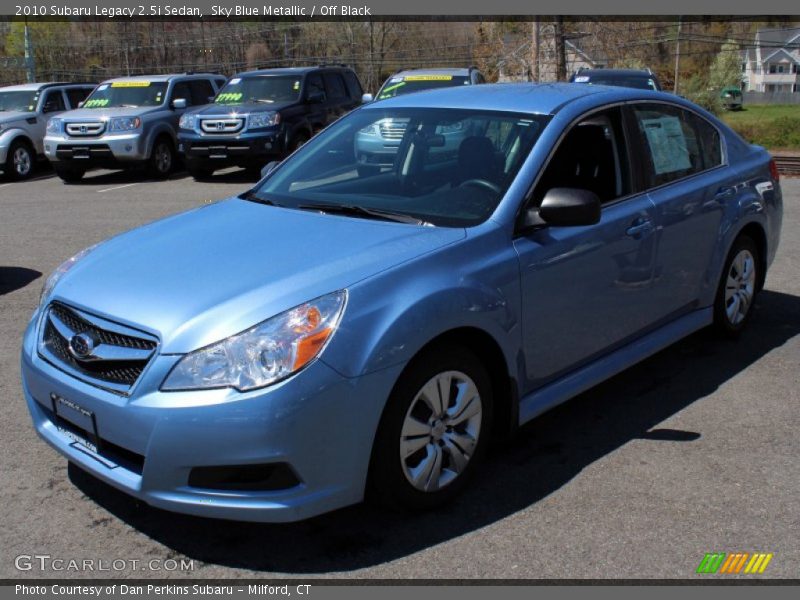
[21,83,782,522]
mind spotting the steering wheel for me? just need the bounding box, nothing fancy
[459,178,502,194]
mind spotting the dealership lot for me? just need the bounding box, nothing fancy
[1,171,798,579]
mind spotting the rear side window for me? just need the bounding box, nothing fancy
[342,71,362,99]
[42,90,66,113]
[215,78,227,90]
[65,87,92,109]
[631,104,717,187]
[189,80,215,105]
[323,72,347,100]
[306,73,325,98]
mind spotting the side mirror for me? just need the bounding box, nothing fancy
[361,93,374,103]
[77,101,84,108]
[261,160,280,178]
[308,91,326,104]
[538,187,601,227]
[171,98,188,110]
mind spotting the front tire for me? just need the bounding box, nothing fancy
[713,235,760,337]
[53,164,85,183]
[5,140,35,181]
[148,137,174,179]
[369,344,492,511]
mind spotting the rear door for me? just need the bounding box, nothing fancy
[628,102,733,316]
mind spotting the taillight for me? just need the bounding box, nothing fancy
[769,158,780,182]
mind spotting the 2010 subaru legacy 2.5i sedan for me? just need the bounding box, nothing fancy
[22,84,782,522]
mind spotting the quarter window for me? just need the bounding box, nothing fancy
[342,71,363,99]
[189,80,215,105]
[65,87,92,109]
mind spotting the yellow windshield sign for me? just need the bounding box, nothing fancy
[111,81,151,88]
[403,75,453,81]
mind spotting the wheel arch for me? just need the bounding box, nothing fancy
[736,221,768,291]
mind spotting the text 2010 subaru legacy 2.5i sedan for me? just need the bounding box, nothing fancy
[22,84,782,522]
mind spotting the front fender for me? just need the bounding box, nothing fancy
[0,128,36,162]
[321,225,523,382]
[144,122,178,157]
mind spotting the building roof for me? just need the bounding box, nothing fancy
[756,26,800,48]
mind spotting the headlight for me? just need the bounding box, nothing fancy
[108,117,142,132]
[46,118,62,134]
[248,112,280,129]
[179,113,196,130]
[359,123,381,136]
[161,290,347,392]
[39,244,98,309]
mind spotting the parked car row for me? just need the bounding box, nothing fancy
[2,65,706,186]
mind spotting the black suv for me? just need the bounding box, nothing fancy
[569,68,662,91]
[178,65,364,179]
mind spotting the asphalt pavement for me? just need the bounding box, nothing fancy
[1,168,798,580]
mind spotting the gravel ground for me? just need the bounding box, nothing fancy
[1,169,798,580]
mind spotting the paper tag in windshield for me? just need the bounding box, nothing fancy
[403,75,453,81]
[111,81,151,88]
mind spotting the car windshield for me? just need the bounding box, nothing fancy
[580,76,658,91]
[377,75,470,100]
[82,82,167,108]
[0,90,40,112]
[249,107,549,227]
[215,75,302,105]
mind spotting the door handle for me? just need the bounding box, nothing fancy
[626,219,654,238]
[714,186,737,201]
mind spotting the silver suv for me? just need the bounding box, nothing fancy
[0,82,95,180]
[44,73,225,182]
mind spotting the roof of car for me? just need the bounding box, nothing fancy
[0,82,93,92]
[393,68,475,77]
[235,66,349,78]
[363,82,669,115]
[575,69,656,78]
[99,73,220,84]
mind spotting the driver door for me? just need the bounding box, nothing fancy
[512,107,662,392]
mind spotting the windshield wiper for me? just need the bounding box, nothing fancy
[297,203,427,225]
[240,190,281,206]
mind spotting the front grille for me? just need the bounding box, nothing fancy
[200,118,244,133]
[65,122,106,137]
[39,303,157,393]
[379,120,408,140]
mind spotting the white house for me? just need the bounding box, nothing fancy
[741,25,800,93]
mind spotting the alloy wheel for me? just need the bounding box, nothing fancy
[724,249,756,325]
[399,370,482,492]
[13,146,32,177]
[154,143,172,174]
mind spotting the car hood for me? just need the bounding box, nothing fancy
[0,111,34,126]
[189,101,296,116]
[52,198,465,353]
[59,106,154,120]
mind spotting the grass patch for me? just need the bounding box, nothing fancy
[720,105,800,151]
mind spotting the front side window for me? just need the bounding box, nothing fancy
[82,81,168,108]
[376,75,470,100]
[0,90,40,112]
[533,107,631,205]
[215,75,302,105]
[631,103,720,187]
[42,90,66,113]
[249,108,549,227]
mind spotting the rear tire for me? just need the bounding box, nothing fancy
[5,140,35,181]
[713,235,760,338]
[53,164,85,183]
[148,137,174,179]
[368,344,492,511]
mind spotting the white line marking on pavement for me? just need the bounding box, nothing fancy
[97,183,138,193]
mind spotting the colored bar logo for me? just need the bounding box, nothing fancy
[697,552,773,574]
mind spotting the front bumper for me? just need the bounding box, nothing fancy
[178,129,285,168]
[21,311,400,522]
[44,133,148,167]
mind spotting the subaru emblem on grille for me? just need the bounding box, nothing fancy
[68,333,96,360]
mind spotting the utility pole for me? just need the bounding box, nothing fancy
[531,19,540,82]
[554,16,567,81]
[23,19,36,83]
[674,17,682,94]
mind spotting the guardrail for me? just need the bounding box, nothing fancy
[773,153,800,176]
